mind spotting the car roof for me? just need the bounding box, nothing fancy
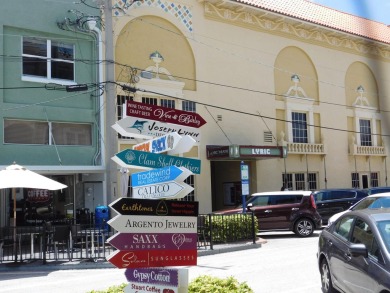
[367,192,390,198]
[348,208,390,222]
[251,191,312,197]
[314,188,360,192]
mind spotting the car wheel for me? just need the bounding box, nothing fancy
[294,218,314,237]
[320,259,336,293]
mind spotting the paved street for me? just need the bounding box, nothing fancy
[0,231,322,293]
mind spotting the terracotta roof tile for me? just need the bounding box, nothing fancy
[236,0,390,44]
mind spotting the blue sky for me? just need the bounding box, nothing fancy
[312,0,390,24]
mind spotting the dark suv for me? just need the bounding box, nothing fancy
[215,191,322,237]
[313,189,367,224]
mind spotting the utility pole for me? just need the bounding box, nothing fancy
[103,0,117,205]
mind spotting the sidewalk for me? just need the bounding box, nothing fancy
[0,238,266,271]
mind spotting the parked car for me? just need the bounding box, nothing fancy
[327,192,390,226]
[313,189,368,225]
[318,208,390,293]
[214,191,322,237]
[364,186,390,195]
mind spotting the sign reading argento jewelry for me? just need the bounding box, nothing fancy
[107,215,197,234]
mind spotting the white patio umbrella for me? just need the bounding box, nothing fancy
[0,162,68,227]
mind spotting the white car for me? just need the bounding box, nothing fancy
[327,192,390,226]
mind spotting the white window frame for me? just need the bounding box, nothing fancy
[22,37,75,85]
[285,99,315,144]
[354,108,379,147]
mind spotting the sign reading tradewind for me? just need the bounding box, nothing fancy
[112,149,201,174]
[126,100,206,128]
[113,117,201,142]
[132,132,196,155]
[131,166,192,187]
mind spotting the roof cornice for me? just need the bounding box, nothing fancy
[201,0,390,61]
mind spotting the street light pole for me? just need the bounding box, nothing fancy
[103,0,117,205]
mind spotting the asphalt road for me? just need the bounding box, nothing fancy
[0,231,323,293]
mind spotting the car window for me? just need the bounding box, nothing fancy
[249,196,270,207]
[314,192,326,201]
[377,221,390,254]
[353,198,379,210]
[330,191,355,200]
[351,218,374,254]
[334,216,354,240]
[370,198,390,209]
[272,195,303,205]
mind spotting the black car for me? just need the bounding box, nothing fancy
[318,208,390,293]
[313,189,368,224]
[364,186,390,195]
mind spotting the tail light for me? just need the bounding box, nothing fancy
[310,194,317,209]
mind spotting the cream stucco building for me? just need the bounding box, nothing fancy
[109,0,390,214]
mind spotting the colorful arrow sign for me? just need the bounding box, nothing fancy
[112,149,201,174]
[126,100,206,128]
[132,181,194,200]
[132,132,196,155]
[112,123,153,140]
[124,282,177,293]
[131,166,192,187]
[107,249,197,269]
[107,233,197,251]
[114,117,201,142]
[109,198,199,216]
[125,268,179,287]
[107,215,197,234]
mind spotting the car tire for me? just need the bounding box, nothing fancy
[294,218,314,237]
[320,259,337,293]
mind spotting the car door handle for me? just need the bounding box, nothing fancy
[327,240,333,246]
[291,208,299,211]
[264,210,272,213]
[344,252,352,260]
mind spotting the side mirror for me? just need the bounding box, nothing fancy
[247,203,253,211]
[349,243,368,258]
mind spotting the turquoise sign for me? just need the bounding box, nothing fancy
[115,149,201,174]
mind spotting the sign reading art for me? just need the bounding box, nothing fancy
[112,149,201,174]
[126,100,206,128]
[110,197,199,217]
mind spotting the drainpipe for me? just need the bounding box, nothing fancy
[86,19,107,201]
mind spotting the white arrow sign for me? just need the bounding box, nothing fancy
[108,215,197,234]
[112,123,152,140]
[132,181,194,200]
[132,132,196,155]
[114,117,201,142]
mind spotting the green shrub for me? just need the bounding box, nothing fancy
[188,275,254,293]
[87,275,254,293]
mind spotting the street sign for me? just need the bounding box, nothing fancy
[114,117,201,142]
[112,149,201,174]
[125,267,179,288]
[131,166,192,187]
[107,233,197,251]
[107,215,197,234]
[132,132,196,155]
[107,249,197,269]
[126,100,206,128]
[110,198,199,216]
[132,181,194,200]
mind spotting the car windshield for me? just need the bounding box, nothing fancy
[377,220,390,254]
[352,197,390,211]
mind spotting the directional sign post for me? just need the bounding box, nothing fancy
[112,149,201,174]
[114,117,201,142]
[126,100,206,128]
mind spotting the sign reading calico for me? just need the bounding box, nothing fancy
[125,268,179,287]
